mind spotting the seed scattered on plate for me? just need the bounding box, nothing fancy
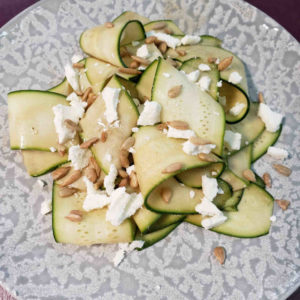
[275,199,290,210]
[273,164,292,177]
[213,246,226,264]
[262,172,272,188]
[242,169,256,182]
[105,22,114,28]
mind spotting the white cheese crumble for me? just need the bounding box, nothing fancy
[104,164,118,195]
[37,180,47,188]
[71,54,84,64]
[102,87,121,124]
[198,76,211,91]
[64,63,80,92]
[180,35,201,45]
[146,31,181,49]
[202,175,219,201]
[215,58,220,64]
[132,127,139,133]
[189,190,195,199]
[167,126,196,139]
[217,80,223,87]
[126,165,135,176]
[53,92,86,144]
[106,188,143,226]
[136,44,151,58]
[68,145,91,170]
[132,40,140,47]
[82,177,110,211]
[224,130,242,151]
[186,70,200,83]
[270,215,277,222]
[198,64,211,71]
[137,101,161,126]
[195,199,222,216]
[104,153,112,162]
[182,140,216,156]
[201,214,228,230]
[163,72,171,78]
[40,199,52,215]
[218,188,224,194]
[267,146,288,160]
[258,103,283,132]
[229,103,245,116]
[49,147,57,152]
[228,71,242,84]
[128,147,136,154]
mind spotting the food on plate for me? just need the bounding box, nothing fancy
[7,11,291,266]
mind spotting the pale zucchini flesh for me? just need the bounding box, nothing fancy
[186,183,274,237]
[49,78,73,96]
[212,179,233,210]
[152,58,225,155]
[52,183,135,244]
[144,20,184,35]
[220,169,247,191]
[113,11,150,25]
[149,214,185,232]
[133,206,161,233]
[8,90,68,151]
[80,75,138,173]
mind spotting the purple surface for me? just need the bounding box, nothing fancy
[0,0,299,299]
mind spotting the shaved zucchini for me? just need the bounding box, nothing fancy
[212,179,233,210]
[80,20,145,67]
[22,150,68,177]
[149,214,185,232]
[52,183,135,244]
[200,35,222,47]
[176,162,224,188]
[144,20,184,35]
[152,58,225,155]
[220,169,247,191]
[186,183,274,238]
[80,75,138,173]
[179,57,220,100]
[255,173,265,188]
[219,81,249,123]
[226,102,264,149]
[227,144,252,183]
[133,206,161,233]
[167,45,248,95]
[133,126,219,200]
[49,78,73,96]
[221,189,243,212]
[136,222,181,249]
[8,90,68,151]
[113,11,150,25]
[136,59,158,100]
[252,127,282,162]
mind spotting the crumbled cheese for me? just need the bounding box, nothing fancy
[217,80,223,87]
[180,35,201,45]
[195,199,222,216]
[133,98,143,114]
[82,177,110,211]
[138,65,146,71]
[189,190,195,199]
[64,63,80,91]
[53,92,86,144]
[182,140,216,155]
[132,127,139,133]
[49,147,57,152]
[270,215,276,222]
[113,248,126,267]
[218,188,224,194]
[163,128,168,134]
[128,147,136,154]
[186,70,200,83]
[201,214,228,229]
[215,58,220,64]
[267,146,288,160]
[106,188,143,226]
[198,76,211,91]
[228,71,242,84]
[224,130,242,151]
[258,103,283,132]
[97,118,106,128]
[211,171,218,176]
[71,54,84,64]
[202,175,219,201]
[163,72,171,78]
[167,127,196,139]
[229,103,245,116]
[146,31,181,49]
[102,87,121,124]
[136,44,151,58]
[219,95,226,106]
[132,40,140,47]
[104,153,112,162]
[37,180,47,188]
[198,64,211,71]
[68,145,91,170]
[137,101,161,126]
[104,164,118,195]
[126,165,135,176]
[245,141,249,145]
[40,199,52,215]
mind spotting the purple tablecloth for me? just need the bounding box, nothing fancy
[0,1,299,299]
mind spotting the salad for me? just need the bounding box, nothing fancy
[7,11,291,266]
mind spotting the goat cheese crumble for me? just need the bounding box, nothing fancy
[68,145,91,170]
[198,76,211,91]
[267,146,288,160]
[167,126,196,139]
[136,44,151,58]
[146,31,181,49]
[182,140,216,155]
[224,130,242,151]
[186,70,200,82]
[104,164,118,195]
[64,63,80,92]
[137,101,161,126]
[102,87,121,124]
[198,64,211,71]
[229,103,245,116]
[41,199,52,215]
[228,71,242,84]
[180,35,201,45]
[258,103,283,132]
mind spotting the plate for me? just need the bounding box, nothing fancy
[0,0,299,299]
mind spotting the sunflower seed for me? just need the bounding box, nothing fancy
[242,169,256,182]
[168,85,182,98]
[218,56,233,71]
[160,187,172,203]
[273,164,292,176]
[162,162,183,174]
[80,137,99,149]
[213,246,225,264]
[51,166,71,180]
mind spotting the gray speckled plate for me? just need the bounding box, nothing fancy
[0,0,299,299]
